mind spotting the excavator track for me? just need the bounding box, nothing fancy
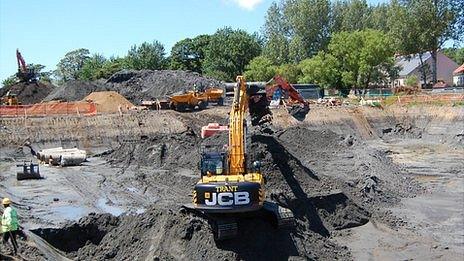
[263,201,295,229]
[181,205,238,241]
[182,201,295,241]
[213,218,238,241]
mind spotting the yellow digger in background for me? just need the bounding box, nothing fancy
[1,92,20,106]
[168,84,224,111]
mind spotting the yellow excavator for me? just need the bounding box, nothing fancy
[1,91,20,106]
[184,76,309,240]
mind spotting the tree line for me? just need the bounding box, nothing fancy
[2,0,463,90]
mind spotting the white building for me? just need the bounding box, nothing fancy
[453,64,464,87]
[393,50,459,87]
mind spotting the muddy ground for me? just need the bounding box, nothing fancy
[0,104,463,260]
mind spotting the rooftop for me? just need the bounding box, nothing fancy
[396,52,432,77]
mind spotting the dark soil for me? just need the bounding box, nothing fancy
[43,80,109,102]
[105,70,222,104]
[0,81,55,105]
[29,123,422,260]
[42,70,223,105]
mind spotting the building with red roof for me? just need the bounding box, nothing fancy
[453,64,464,86]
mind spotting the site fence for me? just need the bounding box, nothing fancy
[0,102,97,117]
[386,93,464,105]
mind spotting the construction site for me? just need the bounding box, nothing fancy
[0,66,463,260]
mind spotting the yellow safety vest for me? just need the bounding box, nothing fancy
[1,207,19,233]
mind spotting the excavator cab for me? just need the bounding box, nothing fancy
[200,150,226,176]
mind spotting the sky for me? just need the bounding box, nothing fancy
[0,0,388,81]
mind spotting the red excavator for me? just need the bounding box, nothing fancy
[202,75,310,138]
[16,49,37,83]
[265,75,310,121]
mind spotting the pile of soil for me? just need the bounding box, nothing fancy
[34,206,351,260]
[43,70,222,105]
[83,91,134,113]
[43,80,109,102]
[105,70,222,103]
[0,81,55,105]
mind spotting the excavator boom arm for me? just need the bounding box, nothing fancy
[228,76,248,175]
[271,75,308,105]
[16,49,28,73]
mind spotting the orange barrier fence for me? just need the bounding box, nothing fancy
[0,102,97,117]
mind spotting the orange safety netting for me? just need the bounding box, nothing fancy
[0,102,97,117]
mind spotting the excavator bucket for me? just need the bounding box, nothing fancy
[248,92,272,126]
[287,103,310,121]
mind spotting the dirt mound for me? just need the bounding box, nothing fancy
[42,70,222,104]
[44,80,109,102]
[83,91,134,113]
[105,69,222,103]
[32,213,119,255]
[0,81,55,104]
[35,206,352,260]
[276,127,419,204]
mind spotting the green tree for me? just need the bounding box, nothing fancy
[1,76,17,88]
[299,52,342,89]
[262,2,290,64]
[244,56,277,81]
[389,0,464,83]
[56,48,90,81]
[263,0,331,63]
[443,47,464,64]
[299,30,396,92]
[79,54,107,80]
[331,0,370,32]
[203,27,261,81]
[276,63,302,83]
[170,35,211,73]
[99,57,125,79]
[125,40,167,70]
[405,75,419,86]
[366,3,390,32]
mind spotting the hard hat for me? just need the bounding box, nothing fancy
[2,198,11,205]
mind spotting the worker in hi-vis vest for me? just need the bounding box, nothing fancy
[2,198,19,256]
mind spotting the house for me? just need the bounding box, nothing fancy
[393,50,459,88]
[453,64,464,87]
